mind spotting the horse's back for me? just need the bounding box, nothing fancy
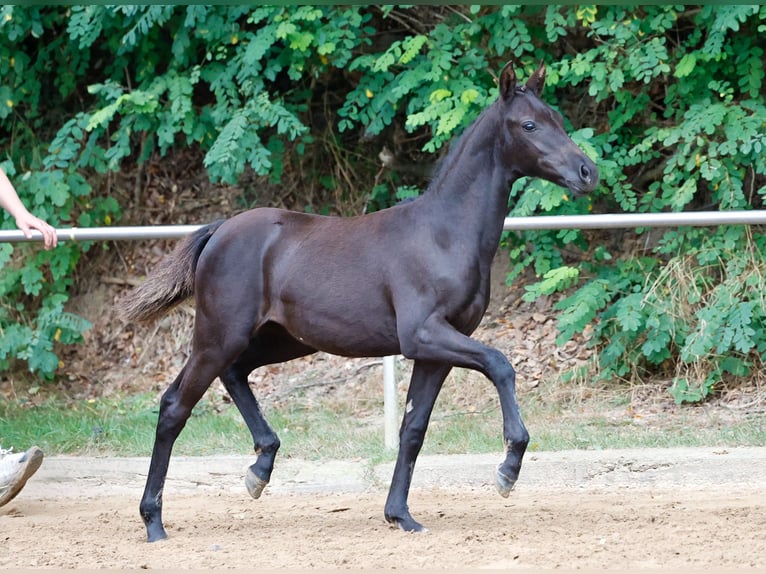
[212,204,418,266]
[192,206,406,356]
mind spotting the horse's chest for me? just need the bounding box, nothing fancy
[450,291,489,334]
[443,261,491,333]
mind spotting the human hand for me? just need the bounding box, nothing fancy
[16,213,58,249]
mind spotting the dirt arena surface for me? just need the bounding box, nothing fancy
[2,447,766,569]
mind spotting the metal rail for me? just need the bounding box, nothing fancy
[0,224,202,243]
[2,210,766,243]
[501,210,766,230]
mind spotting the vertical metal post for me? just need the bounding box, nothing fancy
[383,355,399,450]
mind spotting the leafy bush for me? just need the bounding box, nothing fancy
[2,5,369,378]
[334,5,766,400]
[0,162,99,378]
[514,6,766,401]
[1,5,765,400]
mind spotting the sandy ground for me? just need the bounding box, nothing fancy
[2,447,766,569]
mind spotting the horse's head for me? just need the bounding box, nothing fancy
[497,61,598,196]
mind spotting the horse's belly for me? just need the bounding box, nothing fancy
[276,297,400,358]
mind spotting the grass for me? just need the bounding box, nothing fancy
[0,393,250,457]
[2,367,765,461]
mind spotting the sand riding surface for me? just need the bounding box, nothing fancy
[2,448,765,569]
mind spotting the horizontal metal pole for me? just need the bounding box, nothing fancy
[2,211,766,243]
[502,210,766,231]
[0,225,204,243]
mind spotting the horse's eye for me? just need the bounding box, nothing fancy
[522,121,536,132]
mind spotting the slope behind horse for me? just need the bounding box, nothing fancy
[121,60,598,542]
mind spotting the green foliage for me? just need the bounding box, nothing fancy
[33,5,373,184]
[513,6,766,402]
[1,5,765,401]
[1,5,369,378]
[0,158,104,379]
[574,228,766,404]
[334,5,766,402]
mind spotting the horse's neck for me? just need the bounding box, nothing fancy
[422,128,515,261]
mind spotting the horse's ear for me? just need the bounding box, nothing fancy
[525,61,546,95]
[499,61,516,101]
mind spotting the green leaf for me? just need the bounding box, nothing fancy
[460,88,479,105]
[399,35,427,65]
[20,264,44,296]
[554,278,612,345]
[674,53,696,78]
[614,293,644,333]
[669,378,707,404]
[523,266,580,301]
[575,5,598,26]
[86,101,120,132]
[429,88,452,103]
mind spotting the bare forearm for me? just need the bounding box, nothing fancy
[0,168,29,219]
[0,168,58,249]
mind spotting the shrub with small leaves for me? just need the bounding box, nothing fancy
[1,5,765,398]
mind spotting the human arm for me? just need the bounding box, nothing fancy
[0,168,57,249]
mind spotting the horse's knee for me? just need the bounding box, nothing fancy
[486,351,515,385]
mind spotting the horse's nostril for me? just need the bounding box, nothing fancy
[580,164,592,183]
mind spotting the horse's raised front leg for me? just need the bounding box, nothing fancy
[492,361,528,497]
[384,360,451,532]
[397,316,529,516]
[220,331,316,499]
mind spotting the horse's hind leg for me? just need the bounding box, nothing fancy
[140,364,208,542]
[219,330,316,499]
[140,340,249,542]
[220,364,276,499]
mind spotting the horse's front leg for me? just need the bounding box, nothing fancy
[490,363,528,496]
[384,360,451,532]
[399,316,529,507]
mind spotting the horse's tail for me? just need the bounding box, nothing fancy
[119,219,226,323]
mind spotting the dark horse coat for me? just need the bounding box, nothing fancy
[121,61,598,542]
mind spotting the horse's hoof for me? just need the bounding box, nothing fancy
[245,468,268,499]
[386,515,428,533]
[146,525,168,543]
[495,467,517,498]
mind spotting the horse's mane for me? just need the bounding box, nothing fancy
[424,98,503,194]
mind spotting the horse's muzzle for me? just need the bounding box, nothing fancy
[570,159,599,195]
